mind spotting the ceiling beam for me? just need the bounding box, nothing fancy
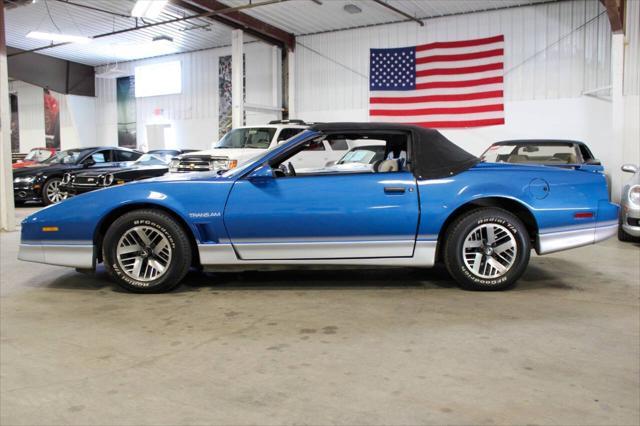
[600,0,625,34]
[174,0,296,51]
[371,0,423,27]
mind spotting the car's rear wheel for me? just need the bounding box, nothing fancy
[103,209,192,293]
[42,178,67,205]
[444,208,530,291]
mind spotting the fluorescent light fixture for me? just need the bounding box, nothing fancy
[131,0,168,19]
[26,31,91,44]
[343,4,362,14]
[135,61,182,97]
[152,35,173,44]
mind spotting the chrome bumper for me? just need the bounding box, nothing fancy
[621,207,640,237]
[18,243,94,269]
[537,221,618,255]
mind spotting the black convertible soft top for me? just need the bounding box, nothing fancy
[310,123,478,179]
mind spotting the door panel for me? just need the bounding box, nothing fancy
[224,172,420,259]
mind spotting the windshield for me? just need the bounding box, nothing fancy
[134,153,172,166]
[481,144,580,164]
[338,146,386,165]
[42,149,87,165]
[24,149,53,162]
[214,128,276,149]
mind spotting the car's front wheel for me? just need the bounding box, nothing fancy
[42,178,67,205]
[443,208,531,291]
[103,209,192,293]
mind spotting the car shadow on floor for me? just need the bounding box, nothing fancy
[40,258,592,294]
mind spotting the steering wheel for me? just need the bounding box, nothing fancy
[287,162,296,177]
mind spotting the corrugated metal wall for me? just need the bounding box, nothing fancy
[624,0,639,96]
[294,0,612,118]
[94,42,279,150]
[8,80,46,152]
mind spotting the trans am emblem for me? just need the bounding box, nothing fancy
[188,212,221,218]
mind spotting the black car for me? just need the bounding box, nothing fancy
[62,152,174,197]
[13,147,142,205]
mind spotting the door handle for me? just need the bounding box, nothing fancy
[384,186,406,194]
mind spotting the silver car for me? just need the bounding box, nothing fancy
[619,164,640,241]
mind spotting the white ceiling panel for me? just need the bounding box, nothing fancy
[4,0,558,66]
[221,0,558,35]
[5,0,255,66]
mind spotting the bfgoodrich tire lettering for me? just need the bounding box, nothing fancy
[103,209,192,293]
[444,208,531,291]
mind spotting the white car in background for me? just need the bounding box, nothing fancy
[619,163,640,242]
[298,141,387,174]
[169,121,309,173]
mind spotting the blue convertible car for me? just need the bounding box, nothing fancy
[18,123,618,293]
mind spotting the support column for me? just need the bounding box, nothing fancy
[610,33,625,202]
[231,29,244,129]
[0,4,16,231]
[271,45,281,120]
[287,49,295,119]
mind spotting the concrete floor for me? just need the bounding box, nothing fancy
[1,207,639,426]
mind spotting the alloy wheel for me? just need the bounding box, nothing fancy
[46,180,67,203]
[462,223,517,279]
[116,226,173,282]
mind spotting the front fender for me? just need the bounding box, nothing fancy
[21,179,234,245]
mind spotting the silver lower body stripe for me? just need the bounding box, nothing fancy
[18,244,94,268]
[537,222,617,255]
[198,241,437,267]
[233,240,415,260]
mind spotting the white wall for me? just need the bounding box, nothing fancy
[294,0,615,153]
[293,0,640,201]
[8,80,44,153]
[94,41,280,151]
[294,0,612,115]
[8,80,97,152]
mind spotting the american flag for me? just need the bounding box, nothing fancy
[369,35,505,128]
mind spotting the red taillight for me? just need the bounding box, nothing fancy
[574,212,594,219]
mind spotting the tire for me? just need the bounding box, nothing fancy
[103,209,192,293]
[443,208,531,291]
[42,177,67,205]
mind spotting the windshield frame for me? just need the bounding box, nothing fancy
[41,148,89,165]
[214,127,277,150]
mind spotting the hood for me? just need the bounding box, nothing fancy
[180,148,267,161]
[12,164,68,177]
[73,164,164,177]
[12,161,37,169]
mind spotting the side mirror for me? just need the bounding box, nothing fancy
[325,160,336,167]
[247,164,274,182]
[622,164,638,173]
[585,159,602,166]
[83,158,96,168]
